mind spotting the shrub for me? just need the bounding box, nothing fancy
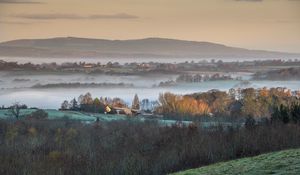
[27,109,48,120]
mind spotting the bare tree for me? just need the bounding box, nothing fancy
[9,102,22,119]
[78,92,93,105]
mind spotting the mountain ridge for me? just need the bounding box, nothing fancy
[0,37,299,59]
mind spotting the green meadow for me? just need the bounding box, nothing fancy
[172,148,300,175]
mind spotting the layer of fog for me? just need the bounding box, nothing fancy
[1,71,299,109]
[0,72,179,89]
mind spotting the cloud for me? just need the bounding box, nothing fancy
[12,13,139,20]
[0,0,43,4]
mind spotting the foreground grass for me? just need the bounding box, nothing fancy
[172,148,300,175]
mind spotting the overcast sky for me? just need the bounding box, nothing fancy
[0,0,299,52]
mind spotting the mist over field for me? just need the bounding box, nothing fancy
[0,67,300,108]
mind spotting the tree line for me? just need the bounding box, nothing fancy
[156,87,300,121]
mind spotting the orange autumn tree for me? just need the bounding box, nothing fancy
[176,96,210,116]
[197,100,211,115]
[158,93,210,116]
[259,87,269,97]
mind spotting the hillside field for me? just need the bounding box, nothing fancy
[172,148,300,175]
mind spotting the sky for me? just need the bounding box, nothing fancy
[0,0,299,53]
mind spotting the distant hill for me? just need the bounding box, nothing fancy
[171,148,300,175]
[0,37,299,59]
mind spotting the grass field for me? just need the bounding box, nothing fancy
[172,148,300,175]
[0,109,191,124]
[0,109,96,121]
[0,109,241,127]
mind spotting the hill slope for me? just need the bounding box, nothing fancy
[0,37,299,59]
[171,148,300,175]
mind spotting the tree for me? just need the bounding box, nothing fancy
[70,98,79,110]
[176,96,210,116]
[291,103,300,123]
[241,88,261,117]
[271,104,290,124]
[158,92,177,114]
[112,98,127,108]
[271,103,300,124]
[197,100,210,115]
[132,94,140,110]
[8,102,22,119]
[191,90,231,115]
[61,100,70,110]
[93,98,105,113]
[210,91,231,115]
[78,93,93,111]
[259,87,269,97]
[93,98,101,106]
[78,93,93,105]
